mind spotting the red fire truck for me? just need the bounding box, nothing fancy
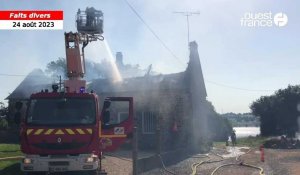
[19,7,133,175]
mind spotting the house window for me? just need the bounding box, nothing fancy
[142,112,156,134]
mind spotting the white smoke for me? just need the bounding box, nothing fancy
[84,38,122,82]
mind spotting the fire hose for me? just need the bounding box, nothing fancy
[190,152,224,175]
[190,154,210,175]
[191,161,205,175]
[210,148,265,175]
[190,148,264,175]
[210,162,264,175]
[155,147,265,175]
[158,154,177,175]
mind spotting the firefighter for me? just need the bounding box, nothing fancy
[76,9,83,27]
[230,130,237,146]
[86,7,96,27]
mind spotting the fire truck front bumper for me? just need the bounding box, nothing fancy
[21,154,99,172]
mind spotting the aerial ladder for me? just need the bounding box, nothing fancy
[64,7,104,92]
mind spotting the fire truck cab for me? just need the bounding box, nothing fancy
[20,91,133,174]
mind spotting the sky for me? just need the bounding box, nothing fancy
[0,0,299,113]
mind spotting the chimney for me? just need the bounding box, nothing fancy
[189,41,198,64]
[116,52,124,68]
[185,41,207,98]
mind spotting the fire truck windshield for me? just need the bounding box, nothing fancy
[26,98,96,126]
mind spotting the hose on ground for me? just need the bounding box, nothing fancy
[190,151,224,175]
[210,163,239,175]
[210,162,264,175]
[210,147,265,175]
[191,161,205,175]
[158,154,177,175]
[236,148,264,175]
[242,162,265,175]
[210,151,224,160]
[235,147,251,161]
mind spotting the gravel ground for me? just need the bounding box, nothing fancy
[100,147,300,175]
[141,153,234,175]
[266,149,300,175]
[101,155,133,175]
[141,147,296,175]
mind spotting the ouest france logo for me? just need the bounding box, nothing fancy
[240,12,288,27]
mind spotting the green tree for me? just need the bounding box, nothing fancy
[0,102,8,117]
[250,85,300,137]
[45,58,107,80]
[45,57,67,78]
[0,102,9,130]
[45,57,148,81]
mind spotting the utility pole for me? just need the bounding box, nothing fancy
[173,11,200,46]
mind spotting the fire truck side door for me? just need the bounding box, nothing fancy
[99,97,133,151]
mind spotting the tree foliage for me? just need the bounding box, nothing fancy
[0,102,8,117]
[45,57,67,78]
[250,85,300,137]
[45,57,146,81]
[222,113,260,127]
[0,102,9,130]
[45,58,112,80]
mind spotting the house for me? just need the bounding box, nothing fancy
[6,41,209,152]
[89,41,208,151]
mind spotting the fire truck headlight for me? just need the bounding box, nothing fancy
[23,158,33,164]
[85,155,97,163]
[86,157,94,163]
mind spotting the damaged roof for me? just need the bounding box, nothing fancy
[6,41,207,101]
[5,69,52,100]
[89,72,187,93]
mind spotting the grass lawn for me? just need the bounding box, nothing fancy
[0,144,23,174]
[236,136,267,148]
[0,144,23,158]
[0,161,21,175]
[214,136,268,149]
